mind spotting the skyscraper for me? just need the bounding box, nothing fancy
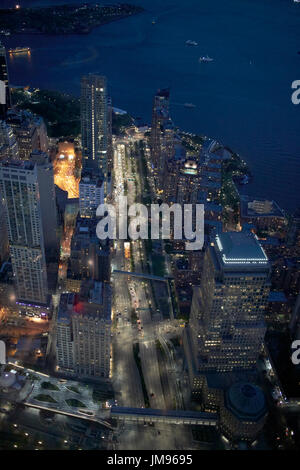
[30,150,59,259]
[69,216,111,283]
[6,110,48,160]
[107,96,113,175]
[0,42,11,120]
[0,161,48,305]
[150,88,173,192]
[79,172,104,219]
[80,74,108,184]
[184,231,270,391]
[56,280,112,379]
[0,120,19,160]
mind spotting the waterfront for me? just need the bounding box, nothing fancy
[1,0,300,211]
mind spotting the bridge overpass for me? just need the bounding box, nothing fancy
[110,406,218,426]
[112,269,173,283]
[23,402,114,430]
[22,402,217,429]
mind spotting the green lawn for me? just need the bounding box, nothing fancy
[34,394,58,404]
[41,381,60,391]
[65,399,86,408]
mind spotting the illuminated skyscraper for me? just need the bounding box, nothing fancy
[80,75,108,183]
[184,231,270,391]
[0,42,11,120]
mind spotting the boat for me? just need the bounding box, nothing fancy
[199,56,213,62]
[184,103,196,108]
[186,40,198,46]
[8,47,31,55]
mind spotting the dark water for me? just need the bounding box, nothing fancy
[2,0,300,212]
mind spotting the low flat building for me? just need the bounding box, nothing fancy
[240,196,287,233]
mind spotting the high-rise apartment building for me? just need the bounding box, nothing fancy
[0,161,48,305]
[79,172,104,218]
[184,231,270,390]
[6,110,48,160]
[150,88,174,192]
[0,42,11,120]
[0,120,19,160]
[30,150,59,260]
[56,281,112,379]
[107,96,113,175]
[80,75,108,182]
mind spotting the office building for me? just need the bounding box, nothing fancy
[184,231,270,390]
[0,161,48,305]
[56,281,112,379]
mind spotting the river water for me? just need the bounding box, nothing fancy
[2,0,300,212]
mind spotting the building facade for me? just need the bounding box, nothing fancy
[6,110,48,160]
[0,120,19,160]
[56,281,112,379]
[184,231,271,390]
[0,161,49,305]
[81,74,108,187]
[79,172,104,218]
[0,42,11,120]
[150,88,174,192]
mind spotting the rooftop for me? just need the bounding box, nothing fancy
[226,382,266,422]
[215,231,269,266]
[240,195,286,219]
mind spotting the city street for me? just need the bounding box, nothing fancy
[111,137,186,417]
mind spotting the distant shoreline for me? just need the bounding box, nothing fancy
[0,3,144,36]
